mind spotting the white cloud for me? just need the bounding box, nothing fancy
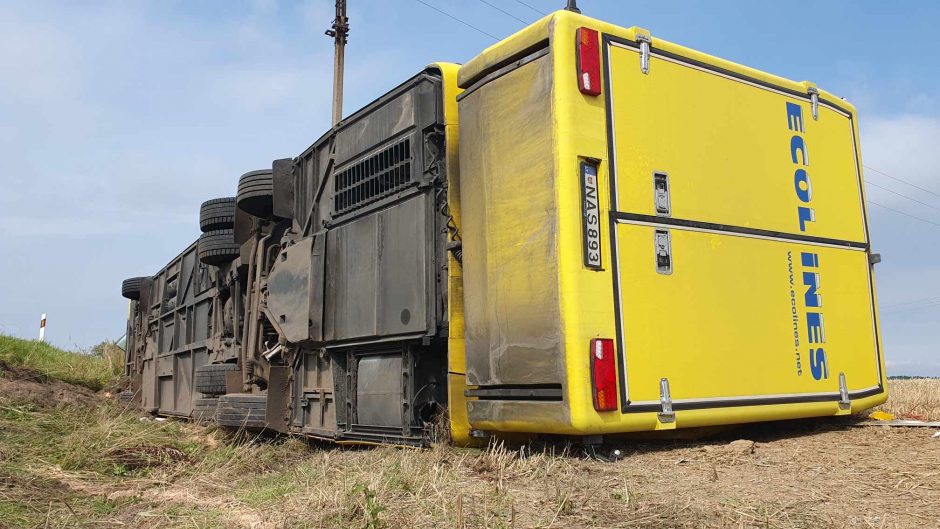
[0,1,343,240]
[876,266,940,309]
[0,1,413,348]
[207,59,332,113]
[0,7,82,103]
[861,113,940,213]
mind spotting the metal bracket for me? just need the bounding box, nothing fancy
[637,34,652,74]
[658,378,675,423]
[262,343,284,361]
[653,172,671,216]
[838,372,851,410]
[808,87,819,120]
[654,230,673,274]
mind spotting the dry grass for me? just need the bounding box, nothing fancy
[876,378,940,421]
[3,408,939,528]
[2,352,938,529]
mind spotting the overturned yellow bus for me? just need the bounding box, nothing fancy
[120,10,887,446]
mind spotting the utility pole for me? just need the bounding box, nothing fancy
[326,0,349,127]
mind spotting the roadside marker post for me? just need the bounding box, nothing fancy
[39,313,46,342]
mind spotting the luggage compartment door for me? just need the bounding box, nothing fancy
[603,35,883,412]
[613,223,881,409]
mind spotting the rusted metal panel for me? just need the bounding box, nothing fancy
[294,349,337,435]
[272,158,295,221]
[265,237,315,344]
[356,355,404,427]
[323,195,430,341]
[265,366,291,433]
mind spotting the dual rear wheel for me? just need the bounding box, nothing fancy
[196,169,274,267]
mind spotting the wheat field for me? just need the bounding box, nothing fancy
[876,378,940,421]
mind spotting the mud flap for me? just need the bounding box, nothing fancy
[225,370,242,395]
[266,366,291,433]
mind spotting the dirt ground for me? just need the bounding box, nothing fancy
[1,370,938,528]
[42,419,940,528]
[0,358,99,408]
[584,420,940,528]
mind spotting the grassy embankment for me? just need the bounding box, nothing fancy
[0,335,123,391]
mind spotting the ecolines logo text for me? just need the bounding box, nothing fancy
[801,252,828,380]
[786,102,815,232]
[785,101,828,381]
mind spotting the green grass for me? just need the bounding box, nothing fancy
[0,334,122,391]
[0,400,220,528]
[1,403,191,473]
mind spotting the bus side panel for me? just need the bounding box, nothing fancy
[458,54,568,391]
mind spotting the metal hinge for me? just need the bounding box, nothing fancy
[262,342,283,361]
[808,87,819,120]
[637,33,652,74]
[654,229,672,274]
[653,172,670,216]
[838,372,851,410]
[658,378,675,423]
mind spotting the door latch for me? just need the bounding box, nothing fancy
[658,378,675,423]
[653,172,670,216]
[838,372,850,410]
[654,229,672,274]
[637,33,651,75]
[808,87,819,120]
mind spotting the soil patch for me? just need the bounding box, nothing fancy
[0,358,100,407]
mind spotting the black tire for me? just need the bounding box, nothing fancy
[194,363,239,396]
[121,277,148,300]
[237,169,274,218]
[192,397,218,423]
[199,197,236,233]
[197,229,239,266]
[217,393,268,430]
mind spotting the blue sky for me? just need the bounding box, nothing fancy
[0,1,938,375]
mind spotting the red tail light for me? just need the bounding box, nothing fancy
[590,338,617,411]
[576,27,601,96]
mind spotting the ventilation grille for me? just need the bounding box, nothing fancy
[333,138,412,215]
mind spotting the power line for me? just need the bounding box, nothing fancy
[477,0,529,24]
[866,200,940,228]
[866,181,940,214]
[513,0,548,16]
[865,165,940,200]
[882,299,940,314]
[881,296,940,312]
[413,0,499,41]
